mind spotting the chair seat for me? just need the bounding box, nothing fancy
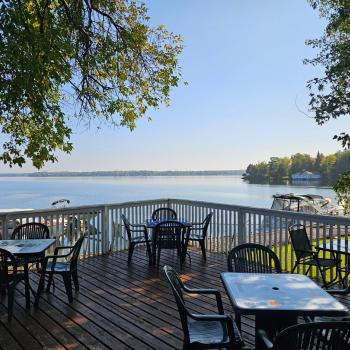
[188,319,241,346]
[130,235,151,243]
[189,233,203,240]
[45,261,71,272]
[307,258,339,267]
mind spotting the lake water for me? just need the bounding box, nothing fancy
[0,175,337,210]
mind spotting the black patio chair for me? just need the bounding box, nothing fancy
[288,224,341,288]
[227,243,282,330]
[162,265,243,350]
[188,213,212,261]
[151,207,177,221]
[0,248,26,322]
[227,243,282,273]
[35,234,86,305]
[11,222,50,268]
[258,321,350,350]
[154,221,189,268]
[121,214,152,264]
[11,222,50,240]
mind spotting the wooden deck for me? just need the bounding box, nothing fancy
[1,248,350,350]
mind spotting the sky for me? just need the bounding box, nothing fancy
[1,0,348,173]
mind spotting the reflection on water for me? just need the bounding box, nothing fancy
[0,175,336,210]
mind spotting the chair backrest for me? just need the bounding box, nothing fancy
[12,222,50,240]
[201,212,213,239]
[0,248,18,287]
[121,214,132,241]
[154,220,185,250]
[288,224,313,260]
[162,265,190,342]
[228,243,282,273]
[152,208,177,221]
[69,235,86,270]
[272,321,350,350]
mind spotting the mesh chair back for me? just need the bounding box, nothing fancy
[12,222,50,240]
[152,208,177,221]
[154,221,184,250]
[0,248,17,287]
[228,243,282,273]
[70,235,86,271]
[288,224,313,260]
[162,266,189,340]
[273,322,350,350]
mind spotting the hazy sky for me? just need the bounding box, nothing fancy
[2,0,348,173]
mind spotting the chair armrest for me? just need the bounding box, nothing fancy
[129,223,147,229]
[54,246,74,255]
[183,286,224,314]
[42,253,71,266]
[189,313,231,322]
[257,329,273,350]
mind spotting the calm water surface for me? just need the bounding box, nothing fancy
[0,175,336,210]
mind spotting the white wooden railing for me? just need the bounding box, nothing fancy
[1,198,350,276]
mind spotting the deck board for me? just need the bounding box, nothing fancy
[1,247,349,349]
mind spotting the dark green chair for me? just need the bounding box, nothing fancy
[35,235,85,305]
[227,243,282,273]
[121,214,152,264]
[0,248,26,322]
[152,207,177,221]
[189,213,212,261]
[258,321,350,350]
[163,265,243,350]
[288,224,341,288]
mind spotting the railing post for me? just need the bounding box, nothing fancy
[237,208,246,245]
[101,205,110,254]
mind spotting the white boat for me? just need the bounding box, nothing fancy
[271,193,344,216]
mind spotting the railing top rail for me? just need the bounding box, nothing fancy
[168,198,350,224]
[1,197,349,225]
[0,198,170,218]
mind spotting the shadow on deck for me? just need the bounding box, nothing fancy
[1,247,349,350]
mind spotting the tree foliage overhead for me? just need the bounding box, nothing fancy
[0,0,183,168]
[305,0,350,147]
[306,1,350,212]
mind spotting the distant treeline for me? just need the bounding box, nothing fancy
[242,151,350,186]
[0,170,244,177]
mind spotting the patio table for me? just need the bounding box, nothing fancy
[0,239,56,308]
[318,239,350,294]
[146,219,191,265]
[221,272,349,350]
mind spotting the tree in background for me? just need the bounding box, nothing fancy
[290,153,314,174]
[0,0,183,168]
[306,1,350,211]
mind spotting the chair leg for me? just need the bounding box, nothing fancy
[199,240,207,261]
[157,246,161,267]
[128,242,135,264]
[35,273,46,307]
[24,263,30,309]
[145,241,152,265]
[46,273,54,292]
[62,273,73,303]
[72,270,79,291]
[7,286,15,322]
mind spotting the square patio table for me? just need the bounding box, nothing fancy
[318,239,350,294]
[0,239,56,308]
[221,272,349,349]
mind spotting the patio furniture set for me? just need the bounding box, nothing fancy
[158,217,350,349]
[0,222,85,322]
[2,208,350,349]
